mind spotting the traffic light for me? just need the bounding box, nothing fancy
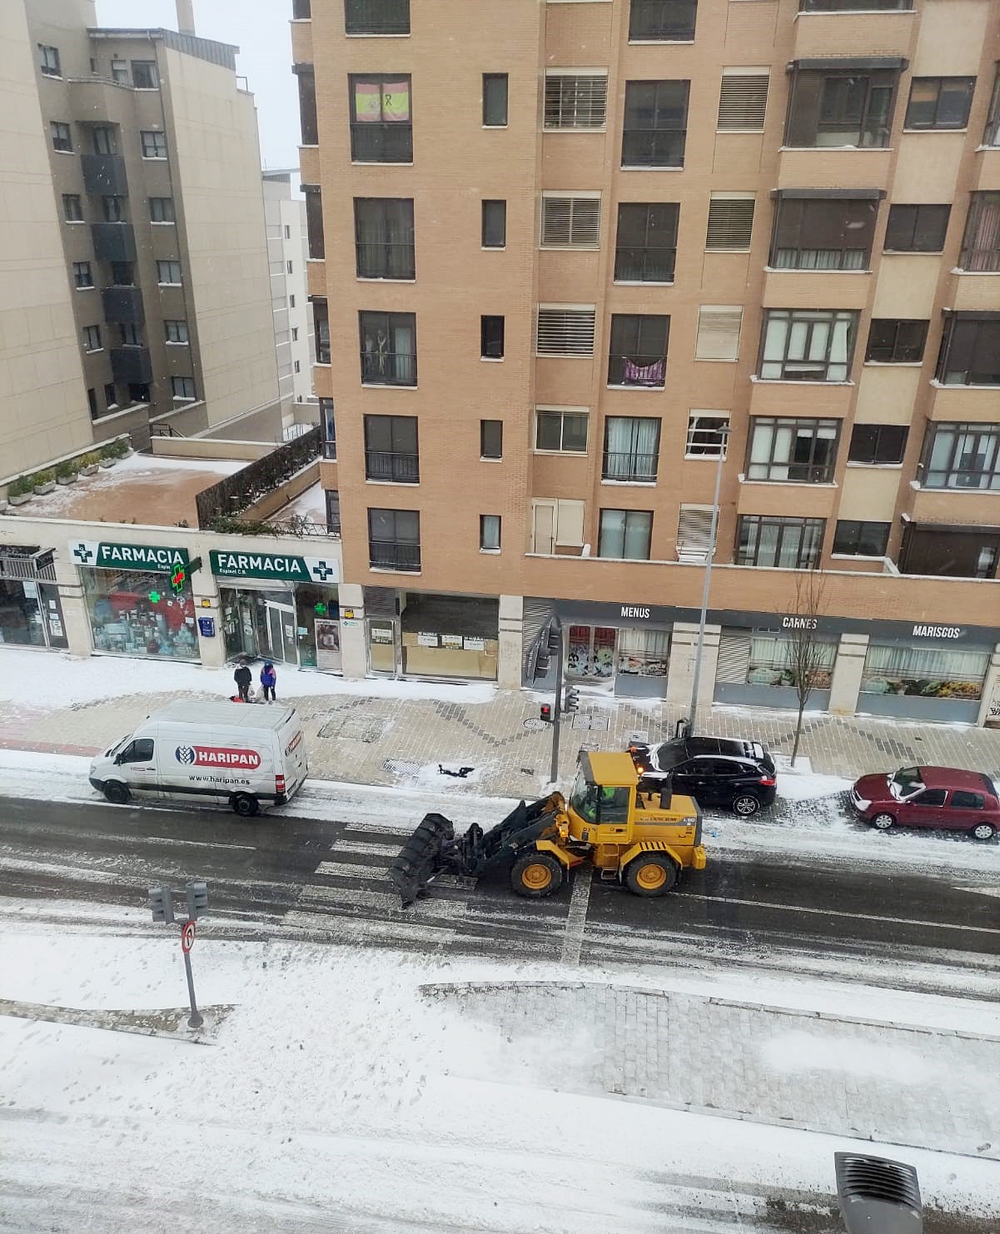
[170,563,187,595]
[533,647,550,680]
[148,884,175,924]
[186,881,209,920]
[563,686,579,714]
[539,703,552,723]
[547,628,562,655]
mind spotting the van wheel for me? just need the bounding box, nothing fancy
[231,792,259,818]
[103,781,130,805]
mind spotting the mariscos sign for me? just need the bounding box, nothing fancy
[209,550,340,584]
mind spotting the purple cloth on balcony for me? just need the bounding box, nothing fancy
[623,357,665,385]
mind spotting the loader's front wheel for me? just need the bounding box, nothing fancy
[625,854,678,897]
[511,852,564,898]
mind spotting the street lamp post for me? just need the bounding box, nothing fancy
[687,425,730,737]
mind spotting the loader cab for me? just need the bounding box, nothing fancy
[567,751,702,845]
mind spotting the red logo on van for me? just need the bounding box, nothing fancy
[175,744,261,769]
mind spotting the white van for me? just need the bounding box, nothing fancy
[88,700,308,816]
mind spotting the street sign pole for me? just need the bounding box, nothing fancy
[549,621,564,785]
[180,920,202,1029]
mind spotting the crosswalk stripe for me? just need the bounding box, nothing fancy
[316,859,391,879]
[330,840,401,858]
[344,823,413,841]
[299,882,468,920]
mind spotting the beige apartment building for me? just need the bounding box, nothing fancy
[295,0,1000,724]
[4,0,281,466]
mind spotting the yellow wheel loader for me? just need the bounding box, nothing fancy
[388,751,707,906]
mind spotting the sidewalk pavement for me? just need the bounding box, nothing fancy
[424,980,1000,1160]
[0,672,998,799]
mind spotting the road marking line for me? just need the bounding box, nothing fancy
[330,840,400,857]
[316,859,390,878]
[299,882,468,920]
[560,869,592,966]
[678,892,1000,936]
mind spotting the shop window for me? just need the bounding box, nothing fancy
[717,68,768,130]
[355,197,413,278]
[784,64,901,148]
[865,319,928,364]
[480,419,503,459]
[832,520,890,556]
[535,408,588,453]
[705,195,754,251]
[614,203,677,281]
[736,515,825,568]
[884,204,950,252]
[622,79,689,167]
[617,628,669,680]
[83,567,197,659]
[349,73,412,163]
[861,643,989,701]
[598,509,653,560]
[935,317,1000,387]
[359,310,416,384]
[746,631,836,689]
[769,195,877,271]
[603,417,660,481]
[920,422,1000,490]
[746,417,840,483]
[482,74,508,127]
[848,423,907,465]
[958,193,1000,273]
[686,412,729,457]
[904,77,975,130]
[543,195,602,249]
[480,515,501,551]
[544,71,608,130]
[758,309,857,381]
[482,200,506,249]
[608,314,669,387]
[364,414,419,483]
[567,625,617,680]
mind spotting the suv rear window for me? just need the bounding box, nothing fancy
[952,790,985,809]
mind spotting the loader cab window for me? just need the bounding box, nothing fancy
[569,771,599,822]
[117,738,154,763]
[598,786,630,825]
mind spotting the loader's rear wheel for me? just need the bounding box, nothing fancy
[511,852,564,898]
[625,854,678,897]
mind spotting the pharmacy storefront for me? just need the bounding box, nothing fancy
[70,539,197,660]
[0,547,67,651]
[210,549,341,671]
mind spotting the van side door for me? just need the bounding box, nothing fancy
[114,737,158,796]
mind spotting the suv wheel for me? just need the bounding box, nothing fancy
[871,812,895,831]
[732,794,760,817]
[970,822,995,841]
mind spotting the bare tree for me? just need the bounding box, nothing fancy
[785,570,831,766]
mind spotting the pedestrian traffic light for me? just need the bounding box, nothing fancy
[148,884,174,924]
[170,563,187,595]
[539,703,552,723]
[563,686,579,714]
[186,880,209,920]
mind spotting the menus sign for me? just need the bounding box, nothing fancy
[315,618,342,671]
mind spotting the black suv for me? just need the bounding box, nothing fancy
[627,736,777,816]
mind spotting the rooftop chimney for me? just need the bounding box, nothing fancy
[175,0,196,35]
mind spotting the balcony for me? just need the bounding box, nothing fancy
[91,222,136,263]
[110,346,152,385]
[82,153,128,197]
[365,450,419,484]
[602,451,658,482]
[101,286,145,326]
[368,541,421,572]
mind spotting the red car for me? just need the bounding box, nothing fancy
[850,766,999,841]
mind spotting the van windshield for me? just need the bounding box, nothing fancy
[105,735,130,758]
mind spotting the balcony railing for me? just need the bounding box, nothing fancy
[614,247,676,282]
[608,353,666,387]
[361,350,417,386]
[196,425,322,527]
[350,124,413,163]
[356,242,415,280]
[621,130,685,168]
[91,222,136,262]
[345,0,410,34]
[602,452,659,482]
[82,153,128,196]
[369,541,421,571]
[365,450,419,483]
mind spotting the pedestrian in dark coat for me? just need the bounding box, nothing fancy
[260,661,277,702]
[234,661,252,702]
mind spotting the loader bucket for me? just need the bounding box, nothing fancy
[388,812,456,907]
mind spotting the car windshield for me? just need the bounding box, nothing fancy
[890,766,924,797]
[652,742,688,770]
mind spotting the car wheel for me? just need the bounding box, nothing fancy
[871,812,895,831]
[231,792,259,818]
[625,854,678,897]
[510,852,564,897]
[103,781,130,805]
[732,794,760,817]
[970,822,995,841]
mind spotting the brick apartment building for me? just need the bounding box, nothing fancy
[293,0,1000,724]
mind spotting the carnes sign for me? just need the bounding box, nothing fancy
[175,745,262,769]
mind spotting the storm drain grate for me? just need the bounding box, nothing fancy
[382,758,422,778]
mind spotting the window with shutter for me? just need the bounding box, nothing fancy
[541,195,601,247]
[705,194,755,250]
[537,306,596,355]
[695,307,743,361]
[717,69,769,130]
[544,72,609,129]
[677,505,714,561]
